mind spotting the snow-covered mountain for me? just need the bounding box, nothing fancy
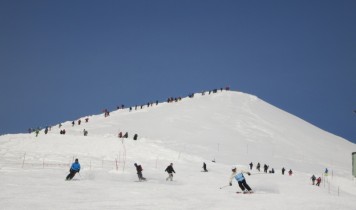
[1,90,356,210]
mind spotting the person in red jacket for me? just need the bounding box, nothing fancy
[316,177,322,186]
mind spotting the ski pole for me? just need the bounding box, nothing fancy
[250,172,269,176]
[219,185,230,189]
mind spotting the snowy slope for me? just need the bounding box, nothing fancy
[1,90,356,210]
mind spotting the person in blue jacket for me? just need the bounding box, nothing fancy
[229,166,253,193]
[66,159,81,180]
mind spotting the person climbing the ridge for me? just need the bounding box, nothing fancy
[311,175,316,185]
[256,162,261,172]
[288,169,293,176]
[316,177,322,186]
[202,162,208,172]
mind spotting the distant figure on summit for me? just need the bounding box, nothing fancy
[202,162,208,172]
[288,169,293,176]
[281,167,285,175]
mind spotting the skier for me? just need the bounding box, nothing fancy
[165,163,176,181]
[229,166,253,193]
[83,129,88,136]
[256,162,261,171]
[134,163,146,181]
[202,162,208,172]
[118,132,122,138]
[316,177,322,186]
[66,159,81,181]
[249,162,253,170]
[311,175,316,185]
[133,134,138,140]
[281,167,285,175]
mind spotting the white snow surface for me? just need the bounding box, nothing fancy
[1,91,356,210]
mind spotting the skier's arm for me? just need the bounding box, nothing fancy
[241,169,251,176]
[229,173,235,185]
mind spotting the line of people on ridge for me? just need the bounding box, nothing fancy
[28,87,231,137]
[249,162,293,176]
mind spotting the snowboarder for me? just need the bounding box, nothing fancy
[202,162,208,172]
[66,159,81,181]
[134,163,146,181]
[311,175,316,185]
[249,162,253,170]
[316,177,321,186]
[165,163,176,181]
[281,167,285,175]
[229,166,253,193]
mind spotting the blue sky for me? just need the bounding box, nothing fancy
[1,0,355,143]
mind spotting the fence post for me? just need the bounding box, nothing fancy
[22,152,26,168]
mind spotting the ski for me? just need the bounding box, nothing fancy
[236,191,254,194]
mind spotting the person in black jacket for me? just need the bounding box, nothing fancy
[134,163,146,181]
[165,163,176,181]
[202,162,208,172]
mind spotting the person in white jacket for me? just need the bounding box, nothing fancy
[229,166,253,193]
